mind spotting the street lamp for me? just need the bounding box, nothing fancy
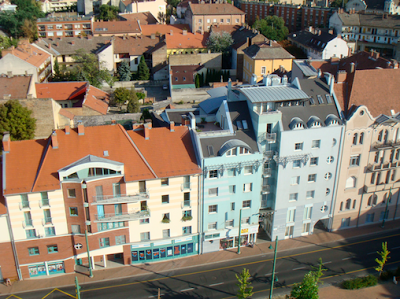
[85,230,93,278]
[269,236,278,299]
[237,208,242,254]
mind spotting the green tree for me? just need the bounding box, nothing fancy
[118,60,131,81]
[195,74,200,88]
[71,49,113,88]
[0,35,13,57]
[206,31,234,53]
[113,87,139,113]
[330,0,348,8]
[235,268,253,299]
[141,108,151,121]
[98,5,119,21]
[375,242,390,277]
[0,100,36,141]
[137,56,150,80]
[291,259,326,299]
[167,0,180,8]
[253,15,289,42]
[157,11,166,24]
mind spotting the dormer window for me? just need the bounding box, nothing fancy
[311,122,321,128]
[226,148,237,156]
[295,123,304,129]
[239,147,250,155]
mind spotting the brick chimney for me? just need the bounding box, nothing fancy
[51,131,58,149]
[144,123,150,140]
[170,30,173,36]
[78,123,84,135]
[170,121,175,132]
[2,132,10,153]
[71,40,75,45]
[65,125,70,135]
[88,35,92,40]
[151,33,155,39]
[183,30,187,36]
[48,43,52,49]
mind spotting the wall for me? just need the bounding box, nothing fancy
[323,38,349,59]
[0,215,18,280]
[98,43,114,72]
[0,56,38,83]
[171,87,212,102]
[169,52,222,70]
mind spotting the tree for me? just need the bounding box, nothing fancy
[136,56,150,80]
[291,258,326,299]
[118,61,131,81]
[98,5,119,21]
[71,49,113,88]
[0,35,14,57]
[375,242,390,277]
[330,0,348,8]
[0,100,36,141]
[20,19,37,42]
[206,31,234,53]
[113,87,139,113]
[157,11,166,24]
[235,268,253,299]
[252,15,289,42]
[141,108,151,121]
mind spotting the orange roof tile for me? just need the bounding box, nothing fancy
[0,75,33,99]
[93,20,141,35]
[189,3,245,15]
[166,32,209,49]
[140,24,190,36]
[35,82,87,101]
[129,126,201,178]
[2,40,51,68]
[59,108,75,120]
[119,12,158,24]
[83,86,110,115]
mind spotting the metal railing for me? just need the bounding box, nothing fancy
[367,162,399,172]
[22,219,33,228]
[260,133,276,143]
[19,202,30,210]
[42,217,52,225]
[92,191,149,204]
[262,185,270,194]
[364,181,400,193]
[263,168,271,177]
[181,182,191,191]
[181,201,191,208]
[264,150,276,159]
[95,208,150,222]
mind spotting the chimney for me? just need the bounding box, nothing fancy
[65,125,70,135]
[56,42,59,47]
[317,68,322,78]
[48,43,52,49]
[144,123,150,140]
[151,33,155,39]
[183,29,187,35]
[170,30,173,36]
[2,132,10,153]
[51,131,59,149]
[71,40,75,45]
[78,123,84,135]
[88,35,92,39]
[170,121,175,132]
[7,71,12,78]
[350,62,355,73]
[250,73,257,85]
[27,94,33,99]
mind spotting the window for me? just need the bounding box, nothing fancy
[213,18,217,22]
[293,160,301,168]
[341,217,350,227]
[225,220,234,227]
[345,176,356,188]
[41,192,49,206]
[352,200,357,209]
[310,157,318,166]
[241,217,250,224]
[28,247,39,256]
[209,205,217,213]
[243,200,251,208]
[231,202,235,211]
[229,185,236,194]
[289,193,298,201]
[163,229,170,238]
[379,211,389,221]
[25,229,35,238]
[311,140,321,148]
[162,213,170,222]
[69,207,78,216]
[359,132,364,144]
[182,226,192,235]
[209,170,218,178]
[45,226,55,236]
[226,148,237,156]
[339,201,343,211]
[140,232,150,241]
[306,190,315,199]
[56,24,63,29]
[48,25,53,29]
[71,225,81,234]
[285,225,294,237]
[227,168,236,176]
[243,183,252,192]
[261,66,266,74]
[295,142,303,150]
[21,194,29,208]
[208,222,217,230]
[209,188,218,197]
[207,19,210,23]
[287,209,296,223]
[304,206,312,220]
[326,156,334,164]
[345,199,351,210]
[353,133,358,145]
[183,77,186,81]
[378,130,383,142]
[302,222,311,233]
[244,166,253,174]
[308,174,317,183]
[236,18,239,23]
[140,218,149,224]
[47,245,58,253]
[365,213,375,223]
[227,18,230,23]
[291,176,300,185]
[161,178,169,186]
[349,155,360,166]
[115,235,126,245]
[324,172,332,180]
[99,237,110,248]
[162,195,169,204]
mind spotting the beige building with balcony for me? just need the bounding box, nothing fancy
[37,15,93,38]
[332,67,400,230]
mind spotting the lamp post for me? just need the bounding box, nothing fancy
[382,187,391,228]
[269,236,278,299]
[85,229,93,278]
[237,208,242,254]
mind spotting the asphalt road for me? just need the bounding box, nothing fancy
[3,230,400,299]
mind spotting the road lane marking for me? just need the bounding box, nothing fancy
[209,282,224,286]
[79,232,400,294]
[342,257,352,260]
[180,288,195,292]
[323,261,332,265]
[148,295,163,298]
[293,267,306,270]
[42,288,76,299]
[367,252,376,255]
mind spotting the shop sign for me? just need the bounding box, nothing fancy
[241,228,249,234]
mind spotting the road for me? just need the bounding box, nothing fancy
[3,230,400,299]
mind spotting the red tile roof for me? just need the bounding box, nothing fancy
[119,12,158,24]
[166,32,209,49]
[2,39,51,68]
[113,35,163,56]
[140,24,190,36]
[189,3,245,15]
[0,75,33,99]
[93,20,141,35]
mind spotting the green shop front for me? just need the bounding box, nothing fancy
[131,235,198,263]
[28,261,65,277]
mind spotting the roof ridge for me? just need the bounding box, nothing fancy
[31,135,52,193]
[117,124,158,179]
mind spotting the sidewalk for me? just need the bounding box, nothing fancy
[1,219,400,297]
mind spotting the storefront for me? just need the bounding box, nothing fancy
[203,224,258,253]
[28,261,65,277]
[131,235,198,264]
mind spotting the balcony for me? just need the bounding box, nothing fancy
[92,192,149,205]
[260,133,276,144]
[367,162,399,172]
[39,199,50,208]
[181,200,191,208]
[42,217,52,226]
[95,208,150,222]
[372,142,393,150]
[19,202,30,210]
[263,168,271,177]
[181,182,191,191]
[22,219,33,228]
[364,181,400,193]
[262,185,270,194]
[263,150,277,159]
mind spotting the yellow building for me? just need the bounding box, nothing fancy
[242,41,294,83]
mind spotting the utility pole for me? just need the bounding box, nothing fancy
[237,209,242,254]
[382,187,391,228]
[85,230,93,278]
[269,236,278,299]
[75,276,81,299]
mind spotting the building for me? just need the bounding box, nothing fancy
[332,68,400,231]
[0,39,53,83]
[166,29,209,57]
[288,28,349,59]
[185,3,246,34]
[169,65,205,89]
[93,20,141,37]
[37,15,93,38]
[329,11,400,57]
[1,123,201,279]
[346,0,400,14]
[119,12,159,24]
[242,41,294,83]
[118,0,166,19]
[40,0,78,13]
[0,0,16,11]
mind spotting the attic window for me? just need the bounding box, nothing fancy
[207,145,215,156]
[311,122,321,128]
[295,123,304,129]
[237,121,243,130]
[325,94,333,104]
[103,150,109,157]
[330,119,338,125]
[242,120,248,130]
[317,95,324,104]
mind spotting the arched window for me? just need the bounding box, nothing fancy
[373,194,378,205]
[378,130,383,142]
[353,133,358,145]
[370,173,376,184]
[359,132,364,144]
[339,201,343,211]
[345,176,356,188]
[367,195,372,206]
[374,151,380,163]
[345,199,351,209]
[384,130,389,144]
[352,200,356,209]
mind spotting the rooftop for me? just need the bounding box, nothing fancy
[113,35,163,55]
[93,20,141,35]
[189,3,245,15]
[2,39,51,68]
[238,84,309,103]
[338,12,400,28]
[119,12,158,24]
[243,41,294,60]
[141,24,190,36]
[0,74,33,99]
[166,31,209,49]
[37,15,92,22]
[288,29,337,51]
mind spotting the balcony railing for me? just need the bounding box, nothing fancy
[367,162,399,172]
[262,185,270,194]
[95,208,150,222]
[22,219,33,228]
[92,192,149,204]
[182,200,191,208]
[264,150,277,159]
[42,217,52,225]
[364,181,400,193]
[181,182,191,191]
[19,202,30,210]
[263,168,271,177]
[39,199,50,208]
[260,133,276,144]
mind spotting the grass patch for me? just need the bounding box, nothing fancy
[342,275,378,289]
